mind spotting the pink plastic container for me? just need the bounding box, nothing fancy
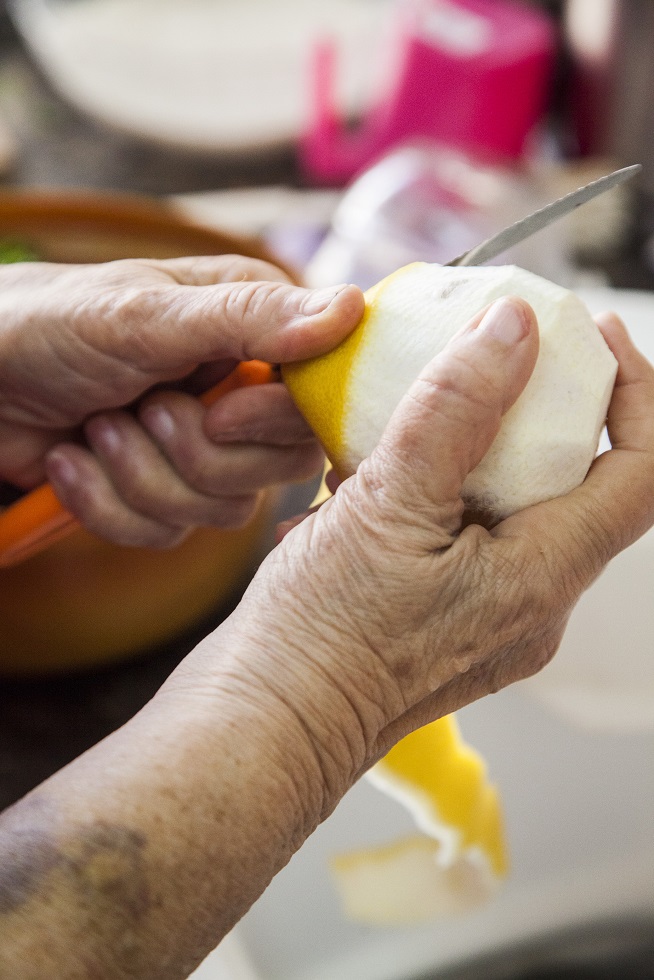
[300,0,556,185]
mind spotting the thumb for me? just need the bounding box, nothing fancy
[159,279,366,366]
[367,296,539,532]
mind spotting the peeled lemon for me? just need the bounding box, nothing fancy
[284,263,618,518]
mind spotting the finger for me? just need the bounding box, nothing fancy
[594,311,654,457]
[204,383,316,445]
[501,312,654,585]
[138,392,325,494]
[45,444,190,549]
[83,410,261,529]
[47,416,263,542]
[275,502,325,544]
[363,297,539,535]
[80,407,309,525]
[152,254,296,288]
[140,279,365,369]
[325,468,342,495]
[0,417,72,489]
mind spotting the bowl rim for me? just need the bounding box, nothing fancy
[0,186,296,274]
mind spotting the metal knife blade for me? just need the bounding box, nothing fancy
[446,164,641,268]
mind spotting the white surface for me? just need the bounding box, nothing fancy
[11,0,393,152]
[189,932,261,980]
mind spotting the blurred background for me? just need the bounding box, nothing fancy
[0,0,653,286]
[1,3,654,979]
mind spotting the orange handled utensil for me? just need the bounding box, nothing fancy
[0,360,275,568]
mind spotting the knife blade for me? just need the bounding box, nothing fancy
[447,164,641,268]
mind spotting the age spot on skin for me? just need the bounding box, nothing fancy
[0,796,150,922]
[67,823,150,920]
[0,796,61,916]
[0,828,61,915]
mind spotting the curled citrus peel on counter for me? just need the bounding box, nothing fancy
[333,716,507,924]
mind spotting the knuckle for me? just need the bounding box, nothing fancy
[209,494,259,530]
[167,448,219,496]
[218,255,292,284]
[357,444,463,543]
[224,280,287,324]
[73,493,183,549]
[415,353,501,424]
[339,458,431,550]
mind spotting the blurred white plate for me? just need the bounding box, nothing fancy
[10,0,393,153]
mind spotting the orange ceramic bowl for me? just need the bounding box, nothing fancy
[0,189,291,676]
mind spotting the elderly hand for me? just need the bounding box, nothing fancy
[187,297,654,808]
[0,257,364,546]
[4,297,654,980]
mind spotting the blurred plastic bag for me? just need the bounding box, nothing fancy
[305,142,574,290]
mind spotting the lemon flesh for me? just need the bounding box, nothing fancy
[284,263,618,518]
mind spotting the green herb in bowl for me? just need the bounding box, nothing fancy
[0,240,40,263]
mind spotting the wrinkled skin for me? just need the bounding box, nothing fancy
[192,301,654,788]
[2,279,654,980]
[0,256,364,546]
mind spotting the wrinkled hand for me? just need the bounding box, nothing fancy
[192,297,654,811]
[0,257,364,546]
[3,295,652,980]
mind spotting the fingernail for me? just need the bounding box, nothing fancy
[478,297,530,345]
[86,417,122,455]
[46,451,78,489]
[141,405,175,442]
[302,284,349,316]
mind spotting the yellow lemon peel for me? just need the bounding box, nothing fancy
[283,264,419,477]
[331,833,498,925]
[368,716,507,878]
[331,717,508,925]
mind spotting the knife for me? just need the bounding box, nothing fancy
[0,360,275,568]
[446,164,641,267]
[0,164,641,568]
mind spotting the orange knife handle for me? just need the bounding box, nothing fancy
[0,483,78,566]
[0,360,274,568]
[199,359,275,406]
